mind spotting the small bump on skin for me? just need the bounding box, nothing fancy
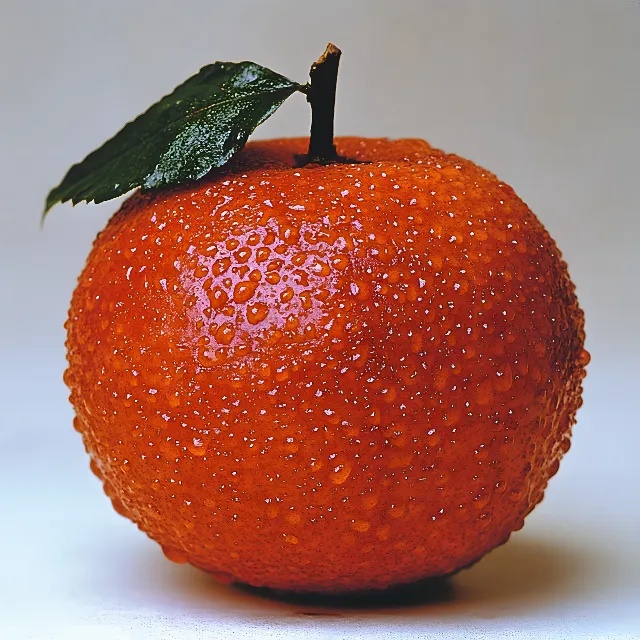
[65,137,587,593]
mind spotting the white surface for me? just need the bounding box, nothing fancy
[1,1,639,638]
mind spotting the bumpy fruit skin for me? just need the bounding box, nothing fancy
[65,137,587,593]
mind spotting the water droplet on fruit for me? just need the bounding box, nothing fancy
[331,255,349,271]
[285,315,299,331]
[494,480,507,494]
[494,364,513,391]
[215,323,235,345]
[233,281,258,303]
[89,458,103,479]
[187,437,208,456]
[63,367,74,387]
[376,525,390,541]
[102,481,115,498]
[194,264,208,278]
[234,247,252,263]
[246,303,269,325]
[351,520,371,532]
[162,546,189,564]
[207,286,228,309]
[111,497,129,517]
[477,512,492,529]
[362,494,379,510]
[197,348,218,367]
[255,247,271,262]
[292,252,307,267]
[311,259,331,276]
[331,464,352,485]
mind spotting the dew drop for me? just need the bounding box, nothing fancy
[331,255,349,271]
[234,247,252,263]
[194,264,208,278]
[215,323,235,345]
[292,252,307,267]
[311,259,331,276]
[163,546,189,564]
[111,497,129,517]
[246,303,269,325]
[207,286,229,309]
[197,348,218,367]
[187,437,208,456]
[494,364,513,391]
[351,520,371,532]
[233,281,258,303]
[331,464,352,485]
[362,494,378,510]
[376,525,390,541]
[256,362,272,379]
[89,458,103,479]
[255,247,271,262]
[560,437,572,454]
[280,287,294,303]
[286,314,300,330]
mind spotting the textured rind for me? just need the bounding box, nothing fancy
[65,137,587,593]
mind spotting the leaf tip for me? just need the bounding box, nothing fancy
[42,191,59,223]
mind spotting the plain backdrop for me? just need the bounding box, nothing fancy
[1,1,639,638]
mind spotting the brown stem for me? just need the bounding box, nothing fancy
[304,43,341,164]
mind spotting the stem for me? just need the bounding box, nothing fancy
[305,43,342,164]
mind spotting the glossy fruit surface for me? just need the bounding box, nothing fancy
[65,137,587,593]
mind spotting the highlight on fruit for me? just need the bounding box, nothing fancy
[52,44,588,594]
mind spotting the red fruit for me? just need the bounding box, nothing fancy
[65,137,587,593]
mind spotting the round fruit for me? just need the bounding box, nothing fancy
[65,136,587,593]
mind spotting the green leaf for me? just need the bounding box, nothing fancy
[45,62,303,214]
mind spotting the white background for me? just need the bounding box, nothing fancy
[1,1,639,638]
